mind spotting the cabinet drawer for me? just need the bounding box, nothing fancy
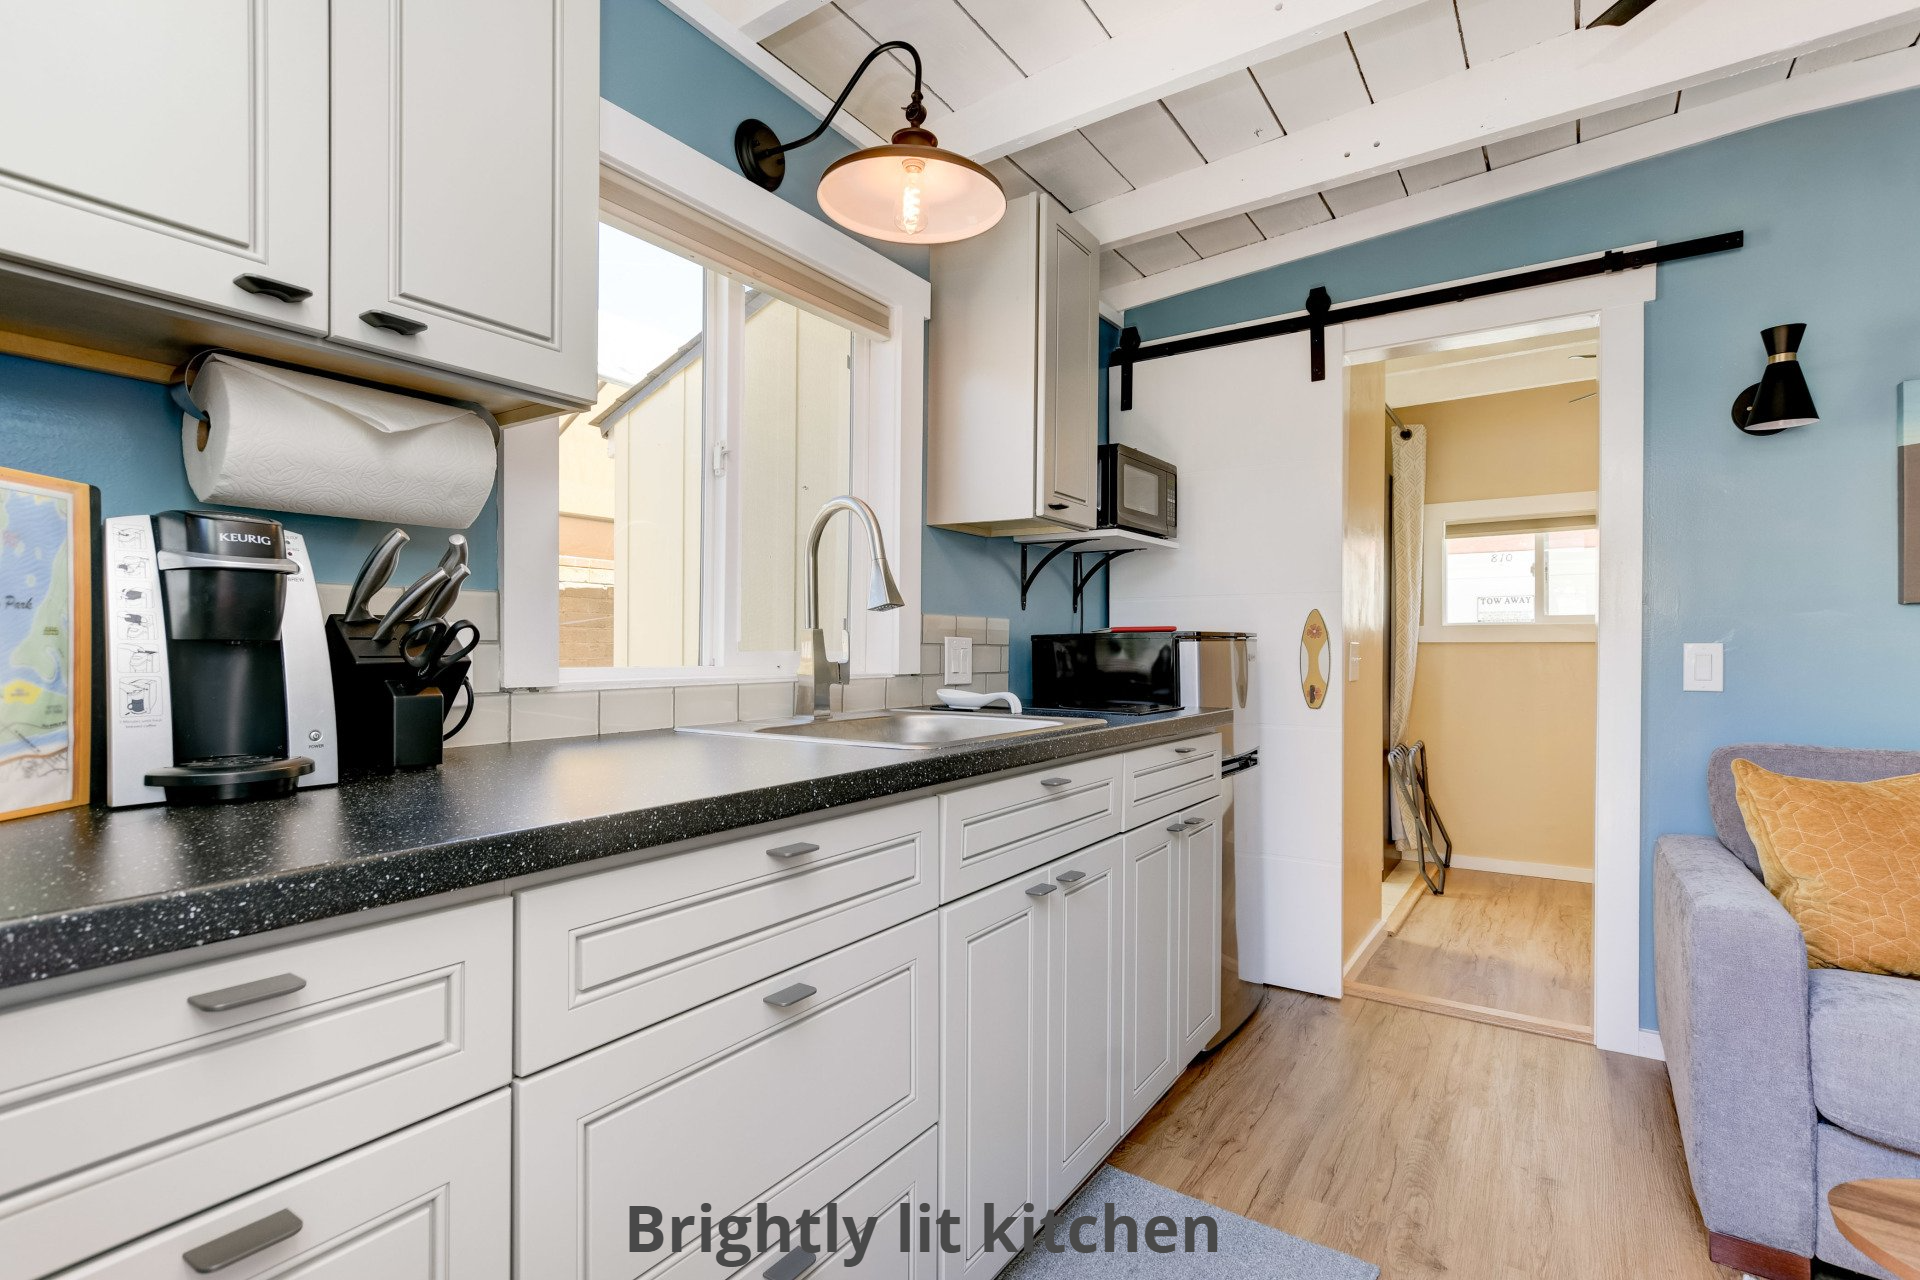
[1120,734,1223,831]
[939,756,1121,901]
[516,914,939,1280]
[59,1090,509,1279]
[516,798,938,1073]
[0,900,511,1280]
[752,1126,938,1280]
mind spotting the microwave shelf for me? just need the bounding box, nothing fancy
[1011,528,1180,611]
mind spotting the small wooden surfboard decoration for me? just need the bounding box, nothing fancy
[1299,609,1329,710]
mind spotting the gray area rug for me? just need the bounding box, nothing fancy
[1000,1166,1379,1279]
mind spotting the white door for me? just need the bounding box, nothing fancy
[1108,328,1349,997]
[1177,797,1226,1064]
[939,874,1049,1280]
[1045,837,1123,1209]
[1121,822,1179,1128]
[0,0,329,332]
[1036,202,1097,529]
[329,0,598,402]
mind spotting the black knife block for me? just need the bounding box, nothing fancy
[326,617,470,772]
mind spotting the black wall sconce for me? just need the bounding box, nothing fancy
[1732,323,1819,435]
[734,41,1005,245]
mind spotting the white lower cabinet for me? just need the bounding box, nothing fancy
[759,1126,940,1280]
[58,1090,510,1279]
[1177,798,1226,1064]
[1121,821,1180,1128]
[514,915,939,1279]
[937,870,1050,1280]
[1044,838,1123,1210]
[0,900,511,1280]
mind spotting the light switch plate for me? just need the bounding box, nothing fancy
[1347,640,1362,682]
[943,636,974,684]
[1683,642,1723,692]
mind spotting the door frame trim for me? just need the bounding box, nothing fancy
[1343,265,1653,1057]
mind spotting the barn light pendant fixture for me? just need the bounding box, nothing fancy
[734,41,1005,245]
[1732,324,1819,435]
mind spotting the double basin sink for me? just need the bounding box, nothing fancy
[682,708,1102,752]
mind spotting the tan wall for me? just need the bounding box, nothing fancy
[1342,363,1388,962]
[1399,383,1599,871]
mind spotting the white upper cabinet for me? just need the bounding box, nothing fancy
[330,0,599,402]
[0,0,330,332]
[928,194,1101,537]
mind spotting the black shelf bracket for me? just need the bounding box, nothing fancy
[1070,548,1139,614]
[1019,539,1087,610]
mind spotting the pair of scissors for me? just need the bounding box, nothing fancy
[401,618,479,686]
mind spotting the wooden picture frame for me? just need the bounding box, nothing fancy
[0,465,94,820]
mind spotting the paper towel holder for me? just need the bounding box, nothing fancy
[169,348,506,443]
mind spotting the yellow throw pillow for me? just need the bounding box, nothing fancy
[1731,759,1920,977]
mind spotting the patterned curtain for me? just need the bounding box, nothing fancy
[1388,422,1426,848]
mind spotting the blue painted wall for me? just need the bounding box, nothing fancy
[1125,88,1920,1029]
[0,354,499,588]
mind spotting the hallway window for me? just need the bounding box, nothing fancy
[1422,494,1599,641]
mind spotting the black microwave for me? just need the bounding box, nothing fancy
[1097,444,1177,538]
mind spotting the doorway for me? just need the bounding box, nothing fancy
[1343,324,1602,1043]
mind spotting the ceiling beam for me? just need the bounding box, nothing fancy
[1101,43,1920,311]
[933,0,1427,163]
[657,0,884,147]
[707,0,830,43]
[1080,0,1920,248]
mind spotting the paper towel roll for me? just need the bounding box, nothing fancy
[182,355,496,528]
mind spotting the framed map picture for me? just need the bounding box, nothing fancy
[0,466,93,821]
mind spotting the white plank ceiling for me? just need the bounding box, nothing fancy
[749,0,1920,296]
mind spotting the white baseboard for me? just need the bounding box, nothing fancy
[1447,854,1594,883]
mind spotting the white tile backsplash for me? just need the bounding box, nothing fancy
[986,617,1011,645]
[509,690,599,742]
[886,676,925,708]
[600,687,673,735]
[956,616,988,643]
[737,682,797,722]
[467,642,502,695]
[921,643,943,676]
[982,673,1010,694]
[673,683,739,726]
[447,692,510,747]
[842,678,888,711]
[922,613,956,644]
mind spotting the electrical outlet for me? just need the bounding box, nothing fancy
[943,636,974,685]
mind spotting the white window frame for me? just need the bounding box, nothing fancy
[499,100,929,690]
[1420,491,1599,644]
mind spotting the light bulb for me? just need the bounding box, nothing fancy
[895,158,927,236]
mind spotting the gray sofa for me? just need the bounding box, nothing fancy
[1656,744,1920,1280]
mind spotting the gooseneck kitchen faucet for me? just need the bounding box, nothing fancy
[801,495,904,718]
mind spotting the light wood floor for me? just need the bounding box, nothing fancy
[1352,868,1593,1030]
[1110,991,1741,1279]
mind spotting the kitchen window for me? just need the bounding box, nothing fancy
[499,120,928,690]
[1421,493,1598,643]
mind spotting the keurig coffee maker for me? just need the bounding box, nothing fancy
[104,511,336,806]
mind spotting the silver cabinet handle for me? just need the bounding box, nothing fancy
[1046,502,1070,511]
[1174,746,1199,755]
[360,309,427,336]
[763,982,817,1008]
[187,973,306,1012]
[182,1208,302,1273]
[1167,823,1186,833]
[767,841,820,860]
[765,1248,819,1280]
[1183,816,1206,827]
[1024,882,1057,897]
[1056,869,1086,883]
[1039,777,1072,788]
[232,274,312,304]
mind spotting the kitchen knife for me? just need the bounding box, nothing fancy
[435,534,468,577]
[344,528,409,623]
[423,561,470,625]
[372,567,448,644]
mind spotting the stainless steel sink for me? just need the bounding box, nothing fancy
[680,709,1101,751]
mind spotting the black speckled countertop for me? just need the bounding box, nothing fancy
[0,709,1230,990]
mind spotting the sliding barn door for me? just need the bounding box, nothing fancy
[1109,329,1348,997]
